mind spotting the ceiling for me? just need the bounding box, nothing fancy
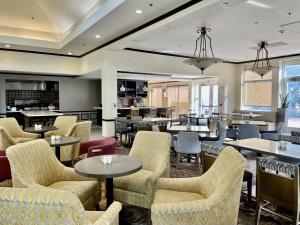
[1,0,300,62]
[0,0,190,56]
[126,0,300,62]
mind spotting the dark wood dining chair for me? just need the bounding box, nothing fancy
[256,157,299,225]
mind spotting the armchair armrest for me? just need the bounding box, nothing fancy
[21,131,39,139]
[61,167,96,182]
[94,202,122,225]
[157,177,201,193]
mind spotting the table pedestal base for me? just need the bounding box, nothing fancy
[55,146,60,160]
[106,178,113,208]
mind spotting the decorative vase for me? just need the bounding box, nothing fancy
[277,108,287,123]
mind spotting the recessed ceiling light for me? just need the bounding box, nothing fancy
[95,34,101,39]
[136,9,143,14]
[5,44,11,48]
[246,0,271,8]
[68,52,72,55]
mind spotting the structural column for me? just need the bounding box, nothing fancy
[101,63,118,137]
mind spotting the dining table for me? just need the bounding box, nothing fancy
[45,136,80,161]
[167,125,210,136]
[115,117,175,131]
[74,154,142,208]
[25,126,58,138]
[224,138,300,162]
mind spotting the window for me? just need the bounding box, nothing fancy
[167,85,189,115]
[197,85,219,115]
[283,64,300,128]
[150,88,162,107]
[242,71,272,111]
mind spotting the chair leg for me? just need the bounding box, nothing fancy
[176,153,181,169]
[255,199,262,225]
[196,154,200,169]
[247,178,252,203]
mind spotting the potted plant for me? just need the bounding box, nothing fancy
[277,93,289,123]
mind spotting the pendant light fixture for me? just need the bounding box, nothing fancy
[142,82,148,92]
[184,27,222,73]
[120,81,126,92]
[247,41,278,77]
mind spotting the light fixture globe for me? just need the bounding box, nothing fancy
[246,41,278,77]
[184,27,222,73]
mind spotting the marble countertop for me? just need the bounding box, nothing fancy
[21,110,64,117]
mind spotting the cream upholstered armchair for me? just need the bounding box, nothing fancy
[114,131,171,209]
[0,187,121,225]
[59,121,92,162]
[6,139,100,210]
[151,147,246,225]
[45,115,77,137]
[0,118,38,143]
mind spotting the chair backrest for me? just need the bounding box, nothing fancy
[0,126,16,149]
[0,187,88,225]
[0,118,23,138]
[200,143,223,173]
[53,116,77,136]
[199,147,246,223]
[6,139,63,187]
[87,137,117,158]
[130,131,171,173]
[131,109,139,117]
[175,131,201,154]
[68,121,92,160]
[150,108,157,118]
[238,124,261,139]
[256,157,299,212]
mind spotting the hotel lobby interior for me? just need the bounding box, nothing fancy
[1,0,300,224]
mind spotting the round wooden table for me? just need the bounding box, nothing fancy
[45,136,80,160]
[74,155,142,208]
[25,126,58,138]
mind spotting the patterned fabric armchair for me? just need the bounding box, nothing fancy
[151,147,246,225]
[59,121,92,162]
[114,131,171,209]
[0,118,38,145]
[6,139,100,210]
[45,115,77,137]
[0,187,122,225]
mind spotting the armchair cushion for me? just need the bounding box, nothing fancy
[114,169,153,194]
[48,180,99,207]
[13,137,36,143]
[154,189,205,204]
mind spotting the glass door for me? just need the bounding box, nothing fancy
[287,80,300,128]
[199,85,219,115]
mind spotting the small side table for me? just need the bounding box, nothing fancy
[45,136,80,160]
[74,155,142,208]
[25,126,58,138]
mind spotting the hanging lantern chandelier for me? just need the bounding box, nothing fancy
[184,27,222,73]
[247,41,278,77]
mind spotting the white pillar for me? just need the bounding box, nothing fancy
[101,63,118,137]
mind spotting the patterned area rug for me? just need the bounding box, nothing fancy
[116,146,293,225]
